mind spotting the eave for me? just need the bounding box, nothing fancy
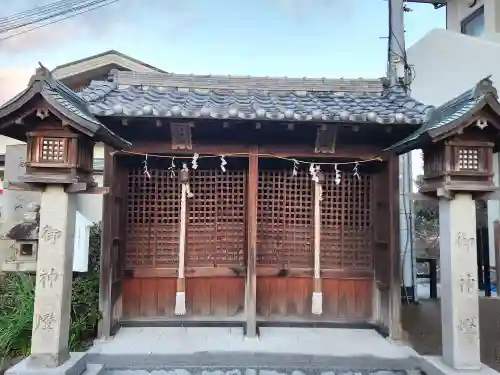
[0,64,131,151]
[385,77,500,155]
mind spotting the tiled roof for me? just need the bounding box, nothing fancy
[80,70,433,125]
[387,76,499,153]
[0,65,130,150]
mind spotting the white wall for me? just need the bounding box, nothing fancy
[407,27,500,272]
[0,136,24,154]
[0,140,105,224]
[446,0,500,34]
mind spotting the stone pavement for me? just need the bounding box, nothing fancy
[83,327,422,375]
[88,327,417,359]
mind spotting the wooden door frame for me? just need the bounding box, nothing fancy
[245,146,258,337]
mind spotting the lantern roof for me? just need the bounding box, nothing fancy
[0,63,131,150]
[386,76,500,154]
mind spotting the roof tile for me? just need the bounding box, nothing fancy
[80,71,433,125]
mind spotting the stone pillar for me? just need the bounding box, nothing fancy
[30,185,76,368]
[439,193,481,370]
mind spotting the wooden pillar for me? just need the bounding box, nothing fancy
[245,147,258,338]
[98,145,114,339]
[388,155,402,340]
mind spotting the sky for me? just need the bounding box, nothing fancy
[0,0,446,179]
[0,0,445,84]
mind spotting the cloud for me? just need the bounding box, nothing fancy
[0,67,32,105]
[0,0,199,53]
[274,0,360,22]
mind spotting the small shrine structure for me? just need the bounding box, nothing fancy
[388,76,500,372]
[3,63,500,375]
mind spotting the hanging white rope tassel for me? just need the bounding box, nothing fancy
[220,155,227,172]
[168,157,176,178]
[312,166,323,315]
[353,161,360,180]
[191,153,199,170]
[175,164,190,315]
[334,164,341,185]
[292,159,299,177]
[142,155,151,179]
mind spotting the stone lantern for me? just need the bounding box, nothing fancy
[387,76,500,372]
[0,63,130,372]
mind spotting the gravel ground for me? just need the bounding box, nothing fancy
[402,298,500,371]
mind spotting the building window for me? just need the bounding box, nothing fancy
[461,6,485,37]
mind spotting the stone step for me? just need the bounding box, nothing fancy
[101,370,417,375]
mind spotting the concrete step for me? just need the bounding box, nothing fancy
[87,354,423,375]
[101,370,417,375]
[82,364,105,375]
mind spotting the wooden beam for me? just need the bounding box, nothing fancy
[65,182,110,194]
[5,181,44,192]
[98,145,115,340]
[128,267,374,279]
[411,189,500,201]
[388,154,402,340]
[245,146,258,338]
[125,141,384,160]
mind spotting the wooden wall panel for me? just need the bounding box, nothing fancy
[256,277,372,321]
[122,277,244,318]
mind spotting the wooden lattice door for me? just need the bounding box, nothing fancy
[257,169,313,269]
[256,166,374,320]
[185,169,246,268]
[124,166,246,318]
[321,172,373,272]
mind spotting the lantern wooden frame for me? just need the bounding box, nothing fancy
[420,136,495,196]
[22,123,95,185]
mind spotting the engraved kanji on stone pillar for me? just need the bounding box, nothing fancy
[439,194,481,370]
[30,186,76,368]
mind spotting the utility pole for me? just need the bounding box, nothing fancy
[388,0,409,87]
[388,0,418,304]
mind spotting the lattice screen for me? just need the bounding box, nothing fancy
[257,170,313,268]
[458,148,479,170]
[257,169,373,270]
[127,165,373,271]
[40,138,66,162]
[321,172,373,270]
[126,168,160,269]
[125,167,246,270]
[186,169,246,267]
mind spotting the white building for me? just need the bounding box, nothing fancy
[408,0,500,281]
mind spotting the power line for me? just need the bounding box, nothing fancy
[0,0,88,28]
[0,0,116,34]
[0,0,119,42]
